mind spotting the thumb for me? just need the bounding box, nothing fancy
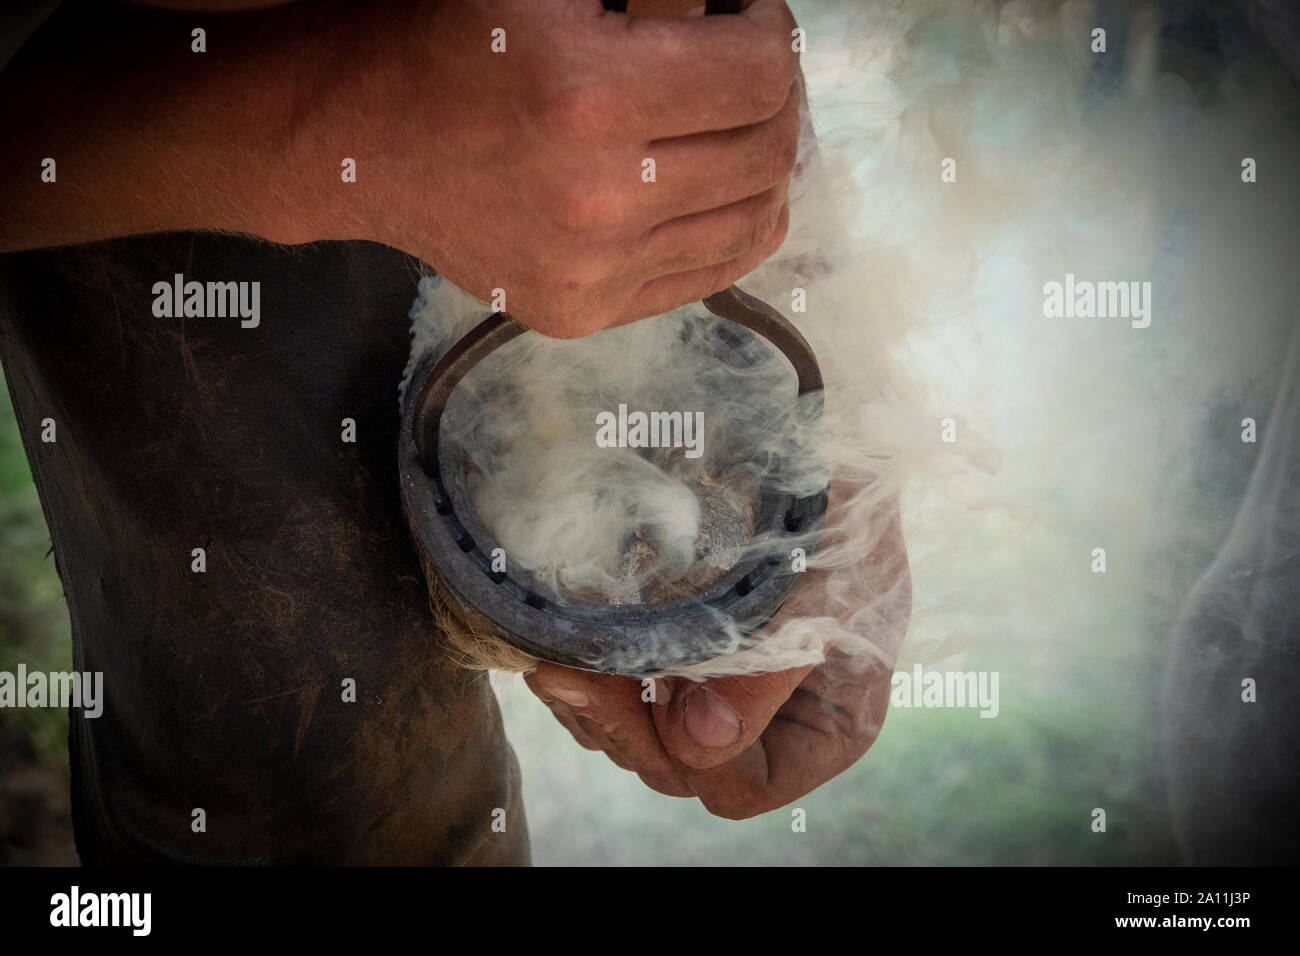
[652,665,814,770]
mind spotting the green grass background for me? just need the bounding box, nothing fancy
[0,374,71,771]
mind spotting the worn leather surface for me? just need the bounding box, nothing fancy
[0,234,529,865]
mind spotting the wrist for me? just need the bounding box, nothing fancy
[270,0,437,256]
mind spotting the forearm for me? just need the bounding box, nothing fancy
[1,0,802,336]
[0,0,705,258]
[0,0,360,253]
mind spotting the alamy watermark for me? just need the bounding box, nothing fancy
[891,663,1000,718]
[1042,273,1151,329]
[595,404,704,459]
[50,886,150,936]
[152,273,260,328]
[0,664,103,718]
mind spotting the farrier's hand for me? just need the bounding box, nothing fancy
[3,0,800,340]
[524,487,911,819]
[336,0,802,337]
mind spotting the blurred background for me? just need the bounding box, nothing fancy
[0,379,75,864]
[3,0,1298,865]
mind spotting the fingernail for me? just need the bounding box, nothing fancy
[683,688,741,748]
[538,682,589,709]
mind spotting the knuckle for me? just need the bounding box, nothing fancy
[765,1,801,46]
[698,788,763,821]
[748,48,792,120]
[781,4,801,39]
[645,22,693,66]
[765,203,791,253]
[638,772,692,799]
[776,114,801,178]
[748,76,786,123]
[742,211,773,257]
[605,751,640,773]
[756,143,789,191]
[703,261,736,299]
[754,101,800,189]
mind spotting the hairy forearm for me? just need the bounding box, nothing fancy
[0,0,362,253]
[1,0,802,336]
[0,0,705,257]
